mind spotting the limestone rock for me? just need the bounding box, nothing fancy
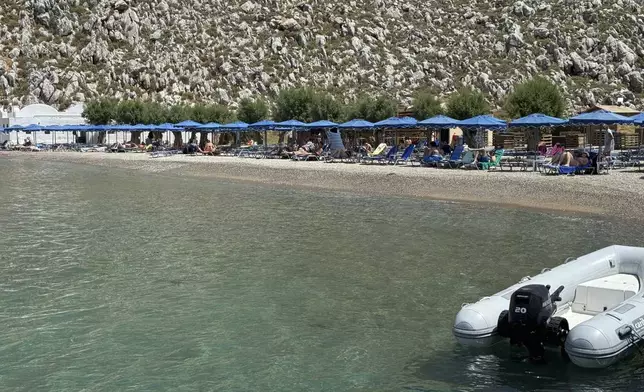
[1,0,644,112]
[114,0,129,12]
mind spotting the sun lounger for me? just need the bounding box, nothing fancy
[362,145,397,164]
[542,161,593,175]
[359,143,387,163]
[445,150,475,169]
[393,144,417,166]
[425,145,465,168]
[479,149,504,170]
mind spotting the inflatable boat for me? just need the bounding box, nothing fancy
[453,245,644,368]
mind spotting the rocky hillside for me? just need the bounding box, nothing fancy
[1,0,644,113]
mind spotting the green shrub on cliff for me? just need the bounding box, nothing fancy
[504,76,566,118]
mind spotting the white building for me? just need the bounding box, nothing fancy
[0,103,89,145]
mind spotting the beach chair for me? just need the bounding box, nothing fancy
[542,160,593,175]
[364,145,398,164]
[393,144,417,166]
[479,149,505,170]
[428,145,464,168]
[360,143,387,163]
[446,150,475,169]
[292,144,328,161]
[360,143,387,164]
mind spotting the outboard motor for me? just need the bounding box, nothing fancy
[497,284,569,362]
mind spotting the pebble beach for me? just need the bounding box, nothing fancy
[6,151,644,221]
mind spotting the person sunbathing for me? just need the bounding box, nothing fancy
[294,145,312,157]
[203,139,215,155]
[551,150,589,167]
[423,141,443,162]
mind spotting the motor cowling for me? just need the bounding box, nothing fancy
[497,284,568,362]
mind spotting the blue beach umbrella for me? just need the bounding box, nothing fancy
[248,120,278,146]
[155,123,181,131]
[275,120,308,130]
[338,119,374,129]
[374,116,418,128]
[174,120,202,128]
[197,122,222,130]
[132,123,155,130]
[23,124,43,131]
[630,113,644,124]
[509,113,568,128]
[305,120,338,128]
[569,110,633,125]
[458,115,506,130]
[248,120,277,130]
[219,121,249,132]
[418,115,460,128]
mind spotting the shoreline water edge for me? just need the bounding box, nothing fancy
[4,151,644,221]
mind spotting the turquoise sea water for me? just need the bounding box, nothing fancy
[1,158,643,391]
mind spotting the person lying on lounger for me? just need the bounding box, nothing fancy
[551,150,589,167]
[294,141,323,157]
[203,139,216,155]
[423,141,443,162]
[474,146,502,164]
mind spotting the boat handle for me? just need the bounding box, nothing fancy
[541,268,551,273]
[564,257,576,264]
[461,303,469,308]
[520,276,531,282]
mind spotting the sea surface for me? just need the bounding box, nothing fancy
[1,158,644,391]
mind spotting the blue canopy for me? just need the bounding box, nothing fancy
[197,122,221,130]
[66,124,90,131]
[248,120,277,129]
[219,121,249,132]
[275,120,308,129]
[86,124,109,131]
[174,120,201,128]
[156,123,182,131]
[418,115,460,128]
[6,124,24,130]
[338,119,374,129]
[23,124,44,131]
[458,115,507,130]
[111,124,134,131]
[305,120,338,128]
[374,117,418,128]
[509,113,568,128]
[132,123,155,130]
[569,110,633,125]
[630,113,644,124]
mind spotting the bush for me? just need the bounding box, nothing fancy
[446,87,490,120]
[189,103,234,124]
[113,99,145,124]
[504,76,566,118]
[273,87,315,122]
[237,97,270,124]
[411,90,443,120]
[82,98,118,125]
[309,91,343,122]
[344,94,397,122]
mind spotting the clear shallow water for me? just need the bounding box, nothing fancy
[1,158,644,391]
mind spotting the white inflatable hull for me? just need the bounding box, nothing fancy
[453,245,644,368]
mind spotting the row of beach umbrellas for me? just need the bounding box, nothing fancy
[3,110,643,133]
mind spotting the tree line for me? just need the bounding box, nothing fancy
[83,76,565,147]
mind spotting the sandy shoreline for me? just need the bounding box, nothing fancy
[5,151,644,220]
